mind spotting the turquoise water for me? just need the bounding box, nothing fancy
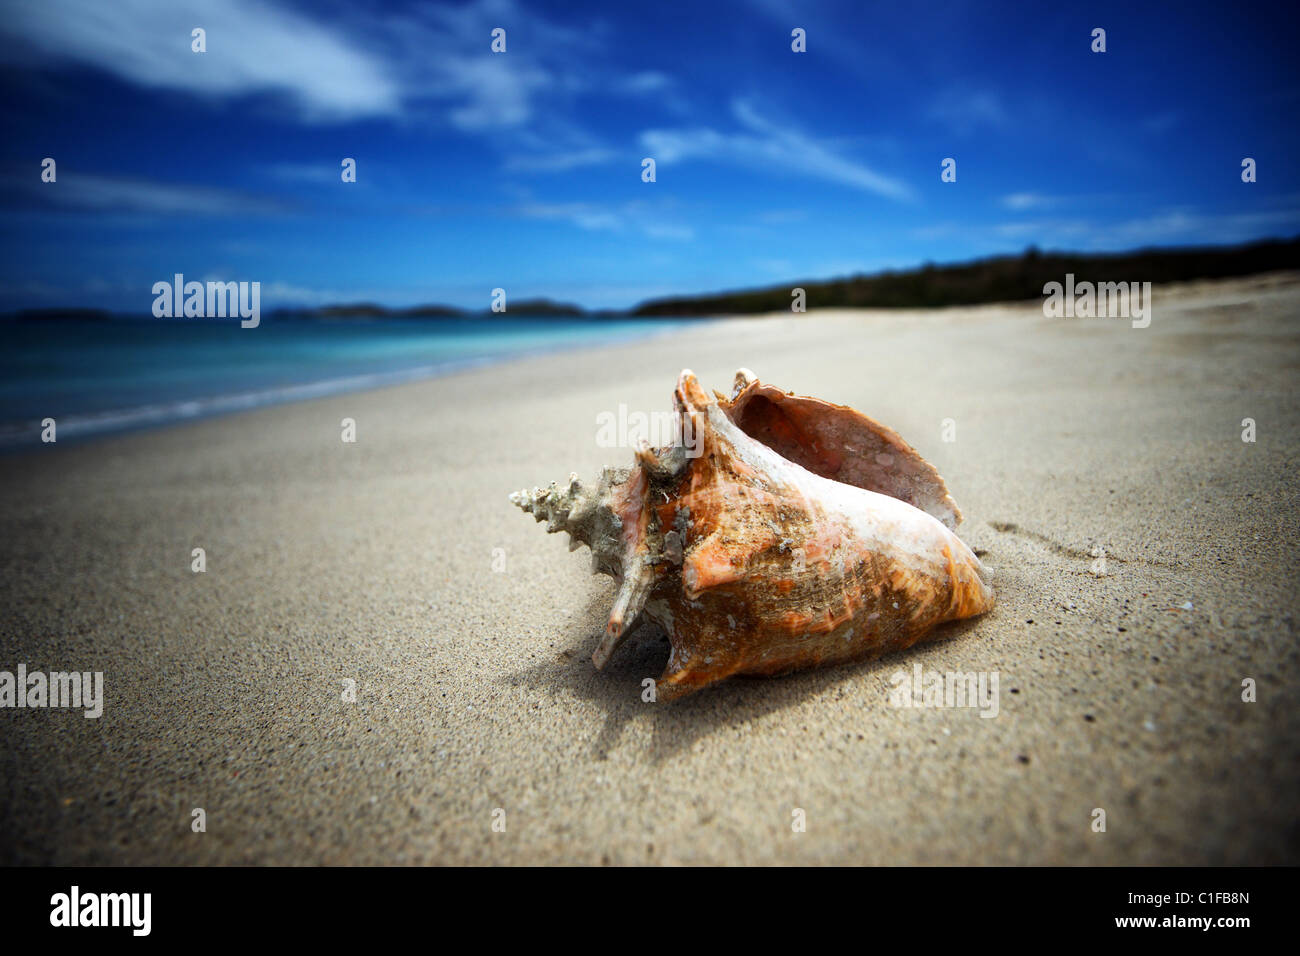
[0,314,703,447]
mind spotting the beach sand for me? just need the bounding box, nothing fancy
[2,273,1298,865]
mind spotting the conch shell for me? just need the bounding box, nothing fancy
[511,369,994,699]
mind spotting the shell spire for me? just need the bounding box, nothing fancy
[510,464,663,663]
[510,369,995,700]
[510,473,588,546]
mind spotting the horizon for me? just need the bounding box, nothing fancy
[3,0,1299,312]
[6,233,1299,317]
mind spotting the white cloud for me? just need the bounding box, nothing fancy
[376,0,605,132]
[0,0,631,132]
[640,100,913,202]
[2,0,693,162]
[443,56,553,130]
[2,0,401,121]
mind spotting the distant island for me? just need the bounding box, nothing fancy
[276,298,588,319]
[10,236,1299,321]
[631,235,1300,315]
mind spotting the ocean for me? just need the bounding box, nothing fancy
[0,314,703,448]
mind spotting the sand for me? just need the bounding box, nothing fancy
[1,273,1297,865]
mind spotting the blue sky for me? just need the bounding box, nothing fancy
[1,0,1298,311]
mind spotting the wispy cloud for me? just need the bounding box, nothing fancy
[0,0,689,188]
[610,70,689,116]
[7,172,295,217]
[640,99,914,202]
[1,0,401,121]
[374,0,608,134]
[912,203,1300,249]
[442,55,553,131]
[617,71,673,94]
[1001,192,1056,211]
[502,149,617,174]
[515,200,694,240]
[1104,206,1300,244]
[740,0,895,83]
[518,202,622,232]
[0,0,626,132]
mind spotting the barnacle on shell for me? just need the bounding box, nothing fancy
[511,369,994,699]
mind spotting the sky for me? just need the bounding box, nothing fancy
[1,0,1298,312]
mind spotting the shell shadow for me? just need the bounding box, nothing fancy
[505,589,991,765]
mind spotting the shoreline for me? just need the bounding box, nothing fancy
[9,270,1296,452]
[0,316,715,451]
